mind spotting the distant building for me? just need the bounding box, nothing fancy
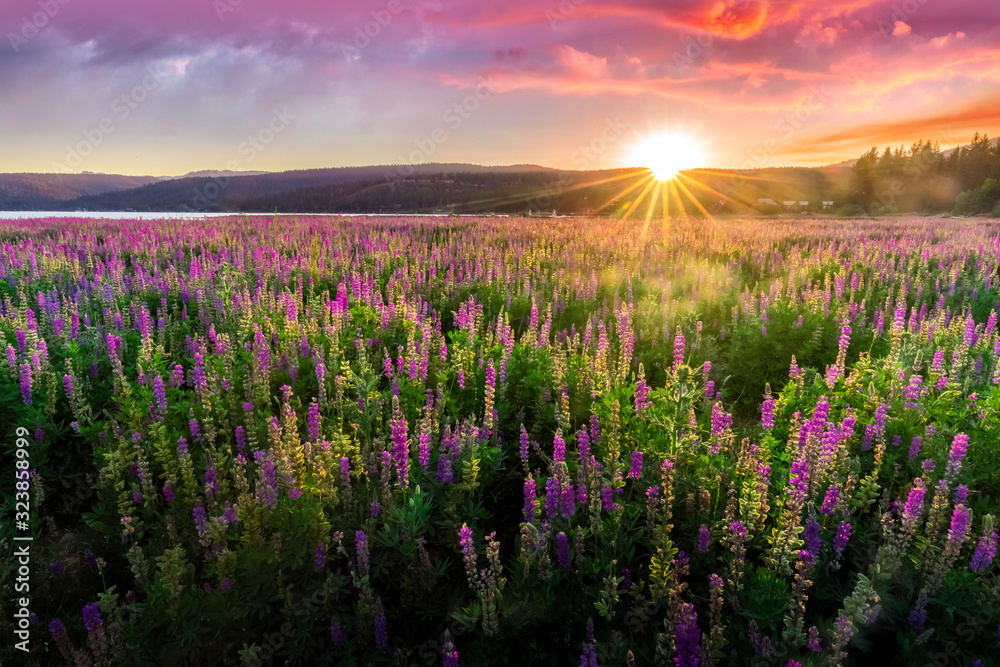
[799,201,809,207]
[782,201,797,209]
[822,200,834,210]
[757,198,777,206]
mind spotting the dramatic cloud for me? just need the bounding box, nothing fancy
[1,0,998,174]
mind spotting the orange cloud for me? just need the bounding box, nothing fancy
[787,97,1000,156]
[698,0,769,39]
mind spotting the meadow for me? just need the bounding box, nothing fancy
[1,213,999,666]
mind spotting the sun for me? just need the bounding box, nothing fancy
[628,131,707,181]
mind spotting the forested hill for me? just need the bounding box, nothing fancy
[4,134,999,215]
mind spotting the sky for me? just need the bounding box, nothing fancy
[2,0,999,175]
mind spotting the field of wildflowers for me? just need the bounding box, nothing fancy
[2,214,1000,666]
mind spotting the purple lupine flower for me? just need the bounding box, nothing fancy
[234,426,246,456]
[561,481,576,519]
[370,499,380,517]
[806,625,822,652]
[221,504,238,525]
[205,464,218,496]
[903,374,923,408]
[82,603,102,630]
[697,524,710,553]
[163,485,174,502]
[419,430,431,472]
[50,559,63,575]
[189,417,203,443]
[519,425,530,471]
[705,380,715,398]
[673,327,685,371]
[556,532,571,570]
[873,403,888,441]
[62,373,74,400]
[761,397,774,430]
[49,617,70,648]
[955,484,969,505]
[553,428,566,464]
[546,476,561,521]
[749,620,774,657]
[19,362,32,405]
[443,633,460,667]
[909,436,922,460]
[946,433,970,480]
[710,402,732,439]
[152,375,167,417]
[908,607,927,629]
[635,377,652,414]
[948,505,971,549]
[601,485,614,512]
[193,504,208,534]
[804,518,821,556]
[356,530,370,576]
[787,458,810,507]
[674,602,701,667]
[629,450,642,479]
[579,641,598,667]
[862,424,875,451]
[523,478,537,523]
[646,485,660,507]
[340,457,350,486]
[307,401,320,443]
[833,521,851,558]
[390,398,409,491]
[970,524,998,573]
[820,484,840,514]
[577,429,590,469]
[729,520,747,546]
[330,617,345,646]
[177,437,189,457]
[315,545,327,571]
[902,480,926,530]
[436,451,453,484]
[459,524,476,581]
[374,600,388,653]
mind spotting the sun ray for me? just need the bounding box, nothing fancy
[621,176,659,220]
[672,177,713,218]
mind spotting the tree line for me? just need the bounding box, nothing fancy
[844,133,1000,215]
